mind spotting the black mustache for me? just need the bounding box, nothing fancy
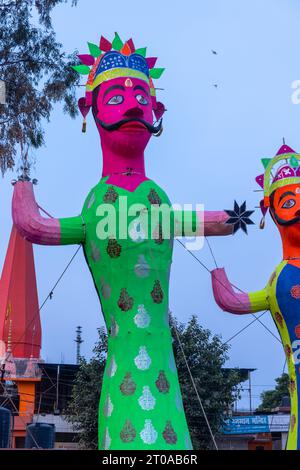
[272,210,300,226]
[95,116,163,134]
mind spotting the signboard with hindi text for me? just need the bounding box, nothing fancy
[222,415,290,435]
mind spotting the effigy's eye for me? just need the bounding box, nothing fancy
[282,199,296,209]
[135,94,148,105]
[107,95,124,105]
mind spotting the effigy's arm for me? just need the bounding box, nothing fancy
[12,181,85,245]
[203,210,233,236]
[173,210,233,237]
[173,200,255,237]
[211,267,269,314]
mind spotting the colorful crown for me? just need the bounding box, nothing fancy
[255,144,300,209]
[72,33,165,109]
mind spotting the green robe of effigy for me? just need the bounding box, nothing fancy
[60,177,194,450]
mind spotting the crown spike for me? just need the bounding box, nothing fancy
[121,42,131,56]
[112,32,123,51]
[255,174,264,189]
[87,42,102,58]
[71,64,90,75]
[146,57,157,69]
[78,54,95,66]
[135,47,147,57]
[127,38,135,52]
[99,36,112,52]
[276,144,296,155]
[149,68,165,79]
[261,158,271,169]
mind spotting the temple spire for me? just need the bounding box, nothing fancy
[0,225,41,358]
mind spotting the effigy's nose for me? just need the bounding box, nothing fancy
[123,107,144,118]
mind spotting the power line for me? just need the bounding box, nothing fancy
[176,239,281,344]
[205,236,218,269]
[224,311,268,345]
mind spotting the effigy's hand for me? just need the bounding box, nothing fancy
[11,180,62,245]
[225,201,254,234]
[12,180,85,246]
[211,267,252,314]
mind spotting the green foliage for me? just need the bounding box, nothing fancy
[257,373,290,413]
[0,0,80,174]
[65,327,107,449]
[66,317,241,450]
[170,315,241,449]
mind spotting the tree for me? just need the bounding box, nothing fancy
[66,316,241,450]
[66,327,107,449]
[257,373,290,413]
[170,315,241,449]
[0,0,80,175]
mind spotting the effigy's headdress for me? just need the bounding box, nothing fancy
[255,143,300,227]
[72,33,165,131]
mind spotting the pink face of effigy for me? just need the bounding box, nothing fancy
[92,77,154,157]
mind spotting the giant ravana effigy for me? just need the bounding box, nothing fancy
[211,143,300,450]
[12,33,248,450]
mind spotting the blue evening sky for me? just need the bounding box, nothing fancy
[1,0,300,409]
